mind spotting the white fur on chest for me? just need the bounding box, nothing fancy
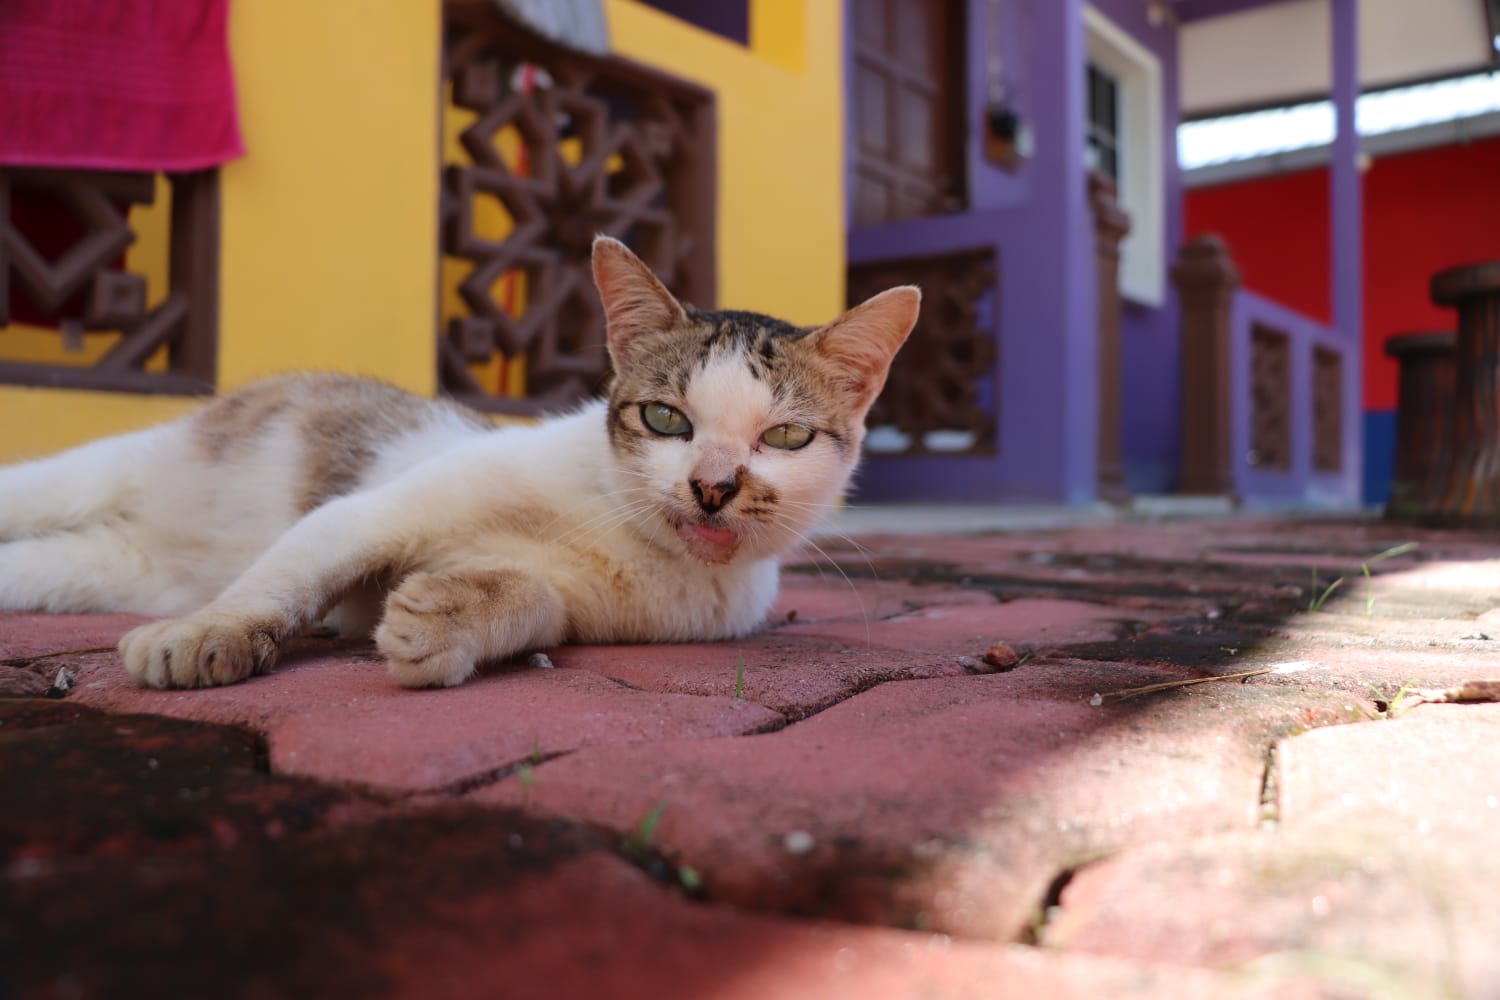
[372,403,784,643]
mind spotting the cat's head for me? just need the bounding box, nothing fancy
[591,236,918,565]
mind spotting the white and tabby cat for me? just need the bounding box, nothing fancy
[0,238,918,689]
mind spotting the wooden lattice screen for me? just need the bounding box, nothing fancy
[1249,322,1291,470]
[440,0,717,413]
[1312,344,1343,473]
[0,168,218,394]
[848,249,997,455]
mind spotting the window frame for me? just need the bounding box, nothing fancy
[1083,5,1165,307]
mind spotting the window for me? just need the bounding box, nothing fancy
[635,0,749,46]
[1087,62,1122,182]
[850,0,966,226]
[1083,6,1165,306]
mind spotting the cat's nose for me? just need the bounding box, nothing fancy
[691,476,740,514]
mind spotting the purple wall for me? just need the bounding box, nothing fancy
[847,0,1183,503]
[850,0,1095,503]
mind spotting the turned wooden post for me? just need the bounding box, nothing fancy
[1089,172,1131,503]
[1383,331,1455,520]
[1173,235,1240,495]
[1431,261,1500,523]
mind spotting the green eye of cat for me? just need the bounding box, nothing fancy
[761,423,815,450]
[640,403,692,437]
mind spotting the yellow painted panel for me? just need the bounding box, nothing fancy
[752,0,809,73]
[0,386,196,463]
[127,175,172,311]
[216,0,443,393]
[607,0,845,327]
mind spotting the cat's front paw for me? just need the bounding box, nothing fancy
[375,573,479,688]
[119,613,281,688]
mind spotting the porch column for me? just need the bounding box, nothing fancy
[1330,0,1362,500]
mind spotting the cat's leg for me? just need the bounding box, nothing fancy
[117,488,422,688]
[374,568,565,688]
[0,426,176,541]
[0,526,200,615]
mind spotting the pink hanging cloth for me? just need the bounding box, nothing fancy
[0,0,244,172]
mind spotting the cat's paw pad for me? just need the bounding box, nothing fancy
[119,614,280,689]
[375,573,477,688]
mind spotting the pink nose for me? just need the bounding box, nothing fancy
[691,476,740,514]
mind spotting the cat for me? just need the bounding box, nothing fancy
[0,237,920,689]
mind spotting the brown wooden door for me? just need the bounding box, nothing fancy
[851,0,964,226]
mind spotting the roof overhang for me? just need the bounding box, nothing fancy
[1173,0,1497,118]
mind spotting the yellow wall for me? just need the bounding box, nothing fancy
[608,0,845,328]
[0,0,845,462]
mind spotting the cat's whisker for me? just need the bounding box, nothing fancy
[779,525,874,643]
[532,485,657,538]
[550,498,659,549]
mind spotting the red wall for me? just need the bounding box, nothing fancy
[1184,134,1500,411]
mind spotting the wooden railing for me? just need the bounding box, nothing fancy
[1173,235,1356,503]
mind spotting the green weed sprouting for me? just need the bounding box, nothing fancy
[1308,541,1419,615]
[624,801,668,859]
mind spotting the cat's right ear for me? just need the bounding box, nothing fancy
[592,236,688,363]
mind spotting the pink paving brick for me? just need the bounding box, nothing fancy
[1278,702,1500,839]
[775,597,1142,655]
[550,635,966,721]
[1045,827,1500,997]
[470,669,1334,940]
[68,642,781,791]
[0,611,148,657]
[770,573,996,625]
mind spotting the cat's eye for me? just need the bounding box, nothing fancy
[761,423,815,450]
[641,403,692,437]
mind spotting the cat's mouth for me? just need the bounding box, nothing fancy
[674,518,741,564]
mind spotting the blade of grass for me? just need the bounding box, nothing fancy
[1309,575,1345,612]
[623,801,668,858]
[734,655,745,700]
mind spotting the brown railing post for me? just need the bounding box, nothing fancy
[1430,260,1500,523]
[1383,331,1455,520]
[1089,172,1131,503]
[1173,234,1240,495]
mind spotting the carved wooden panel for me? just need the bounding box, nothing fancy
[1312,345,1342,473]
[0,168,218,394]
[1249,323,1291,471]
[441,0,716,414]
[850,0,964,226]
[849,249,997,455]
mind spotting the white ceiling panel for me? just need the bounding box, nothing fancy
[1180,0,1494,117]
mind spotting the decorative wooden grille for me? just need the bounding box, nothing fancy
[1312,345,1342,473]
[1248,322,1291,470]
[440,0,716,414]
[849,248,997,455]
[0,168,218,394]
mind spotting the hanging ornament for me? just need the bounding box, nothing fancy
[981,0,1033,171]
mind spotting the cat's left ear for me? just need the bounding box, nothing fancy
[592,236,688,363]
[810,286,921,411]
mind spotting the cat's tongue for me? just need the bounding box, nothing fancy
[680,521,740,561]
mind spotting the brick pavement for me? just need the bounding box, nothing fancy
[3,514,1498,998]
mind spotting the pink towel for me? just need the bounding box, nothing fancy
[0,0,244,172]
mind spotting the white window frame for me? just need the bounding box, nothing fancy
[1084,5,1165,307]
